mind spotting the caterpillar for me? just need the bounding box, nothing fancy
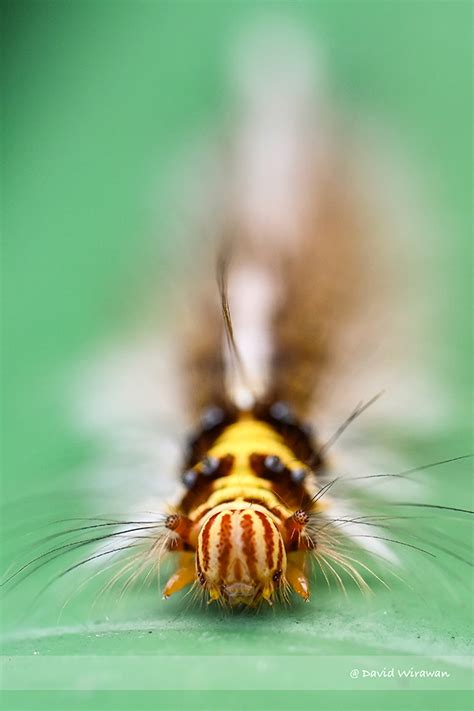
[3,22,472,614]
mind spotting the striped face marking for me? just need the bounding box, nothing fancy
[196,506,287,606]
[166,415,318,606]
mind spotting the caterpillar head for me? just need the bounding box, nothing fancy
[196,506,287,606]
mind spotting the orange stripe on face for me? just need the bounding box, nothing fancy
[276,536,284,572]
[240,513,258,580]
[256,510,276,571]
[200,514,217,573]
[218,513,232,581]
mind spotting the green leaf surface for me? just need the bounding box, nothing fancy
[2,2,472,709]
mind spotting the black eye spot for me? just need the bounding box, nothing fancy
[181,469,198,489]
[273,570,282,583]
[290,468,307,485]
[200,406,225,431]
[201,456,220,476]
[264,455,285,474]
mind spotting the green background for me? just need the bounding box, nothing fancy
[1,1,472,709]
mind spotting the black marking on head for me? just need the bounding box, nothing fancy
[179,454,235,515]
[249,453,316,510]
[199,453,233,480]
[201,456,220,476]
[201,406,225,431]
[290,467,307,485]
[183,403,238,469]
[250,453,287,481]
[269,401,296,425]
[273,569,282,583]
[253,401,321,469]
[182,470,198,489]
[264,455,285,474]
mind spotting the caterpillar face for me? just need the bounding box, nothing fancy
[196,505,287,606]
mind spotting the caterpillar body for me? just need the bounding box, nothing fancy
[149,25,409,607]
[4,22,472,615]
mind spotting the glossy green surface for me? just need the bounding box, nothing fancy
[2,2,472,709]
